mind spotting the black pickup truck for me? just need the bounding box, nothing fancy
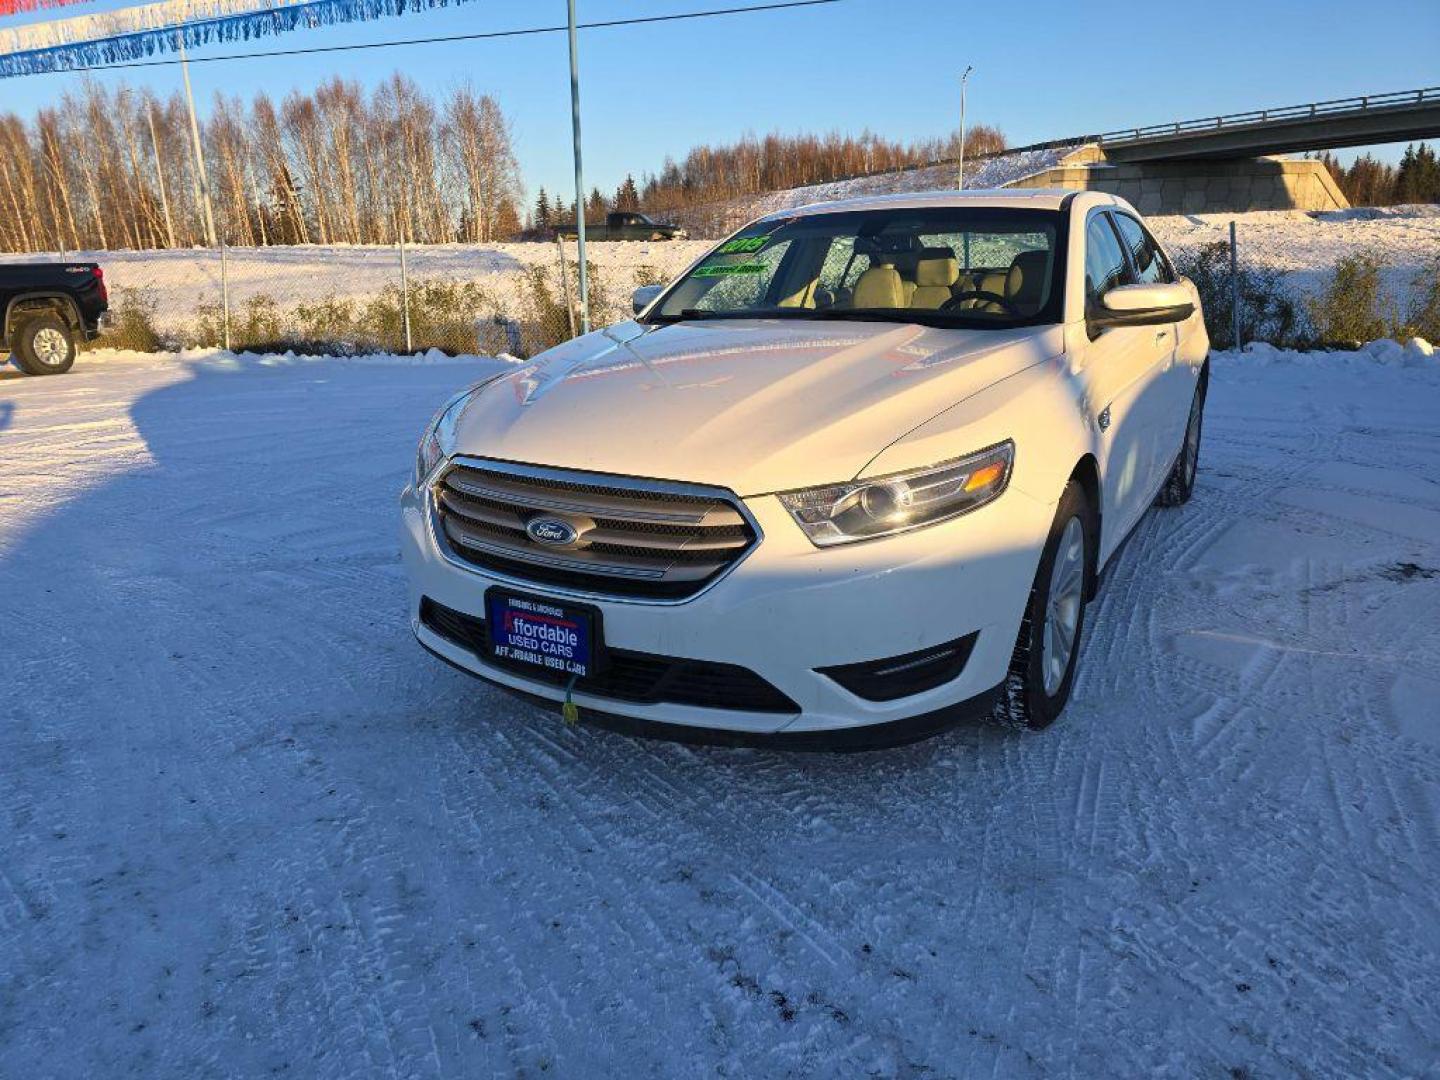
[1,262,110,375]
[562,211,687,242]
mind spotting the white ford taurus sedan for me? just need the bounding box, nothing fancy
[400,190,1209,746]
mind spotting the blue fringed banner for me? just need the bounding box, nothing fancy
[0,0,479,77]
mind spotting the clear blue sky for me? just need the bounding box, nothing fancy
[3,0,1437,203]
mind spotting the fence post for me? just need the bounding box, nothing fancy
[220,237,231,352]
[1229,220,1241,352]
[398,226,413,354]
[556,234,577,339]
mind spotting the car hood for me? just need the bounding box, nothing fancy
[452,319,1062,495]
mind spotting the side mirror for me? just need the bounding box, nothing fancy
[1090,282,1194,332]
[632,284,664,315]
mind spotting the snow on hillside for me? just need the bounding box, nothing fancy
[699,146,1070,220]
[2,345,1438,1076]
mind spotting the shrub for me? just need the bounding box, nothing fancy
[518,264,575,355]
[1172,241,1305,349]
[514,259,614,356]
[1401,255,1440,343]
[190,298,226,348]
[291,295,365,353]
[1307,252,1398,348]
[384,279,499,355]
[92,287,161,352]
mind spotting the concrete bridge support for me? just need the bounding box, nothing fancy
[1005,145,1349,214]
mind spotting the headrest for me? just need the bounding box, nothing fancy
[1005,250,1050,305]
[851,265,904,309]
[915,256,959,287]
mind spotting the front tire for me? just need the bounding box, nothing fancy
[994,481,1094,730]
[13,314,77,376]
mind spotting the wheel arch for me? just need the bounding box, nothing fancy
[5,292,83,341]
[1067,453,1103,599]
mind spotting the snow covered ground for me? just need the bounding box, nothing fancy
[2,347,1439,1077]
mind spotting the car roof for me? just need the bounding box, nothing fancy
[760,188,1082,221]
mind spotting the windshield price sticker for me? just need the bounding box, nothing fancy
[694,262,767,277]
[715,235,770,255]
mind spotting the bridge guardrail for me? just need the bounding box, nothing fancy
[1099,86,1440,145]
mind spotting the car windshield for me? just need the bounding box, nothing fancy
[646,206,1064,329]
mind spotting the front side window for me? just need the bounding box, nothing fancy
[1084,214,1133,306]
[1111,213,1173,285]
[646,207,1065,329]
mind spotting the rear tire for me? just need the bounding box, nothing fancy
[1155,370,1207,508]
[994,481,1094,730]
[12,314,76,376]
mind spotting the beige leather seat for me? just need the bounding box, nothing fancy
[910,254,960,309]
[897,252,923,305]
[1005,250,1050,312]
[850,265,905,309]
[873,257,917,305]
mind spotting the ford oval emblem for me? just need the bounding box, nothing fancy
[526,516,579,547]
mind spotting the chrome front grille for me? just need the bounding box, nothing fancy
[432,458,760,601]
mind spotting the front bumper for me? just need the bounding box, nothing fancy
[400,476,1054,736]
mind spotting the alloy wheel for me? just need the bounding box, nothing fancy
[33,327,70,366]
[1042,516,1086,696]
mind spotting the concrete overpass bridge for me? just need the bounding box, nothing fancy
[1098,87,1440,162]
[1007,86,1440,214]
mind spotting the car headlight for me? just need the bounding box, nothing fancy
[776,441,1014,547]
[415,375,508,485]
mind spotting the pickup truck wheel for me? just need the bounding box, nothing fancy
[13,314,76,375]
[994,481,1094,730]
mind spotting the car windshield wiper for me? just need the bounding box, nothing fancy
[646,308,760,324]
[647,307,1018,330]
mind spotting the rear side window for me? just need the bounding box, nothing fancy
[1112,213,1173,284]
[1084,214,1132,306]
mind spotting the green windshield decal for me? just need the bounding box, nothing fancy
[714,235,770,255]
[694,262,767,277]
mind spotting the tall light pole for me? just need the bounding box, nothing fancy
[567,0,590,335]
[957,64,973,191]
[178,31,217,247]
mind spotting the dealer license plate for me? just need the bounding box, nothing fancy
[484,589,603,679]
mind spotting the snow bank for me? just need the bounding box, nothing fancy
[80,345,521,369]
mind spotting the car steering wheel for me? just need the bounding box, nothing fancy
[941,290,1018,315]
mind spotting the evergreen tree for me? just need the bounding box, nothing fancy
[586,186,607,224]
[614,174,641,211]
[534,187,551,231]
[1396,143,1440,205]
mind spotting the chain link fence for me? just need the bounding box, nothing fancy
[27,206,1440,358]
[84,237,711,359]
[1159,219,1440,349]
